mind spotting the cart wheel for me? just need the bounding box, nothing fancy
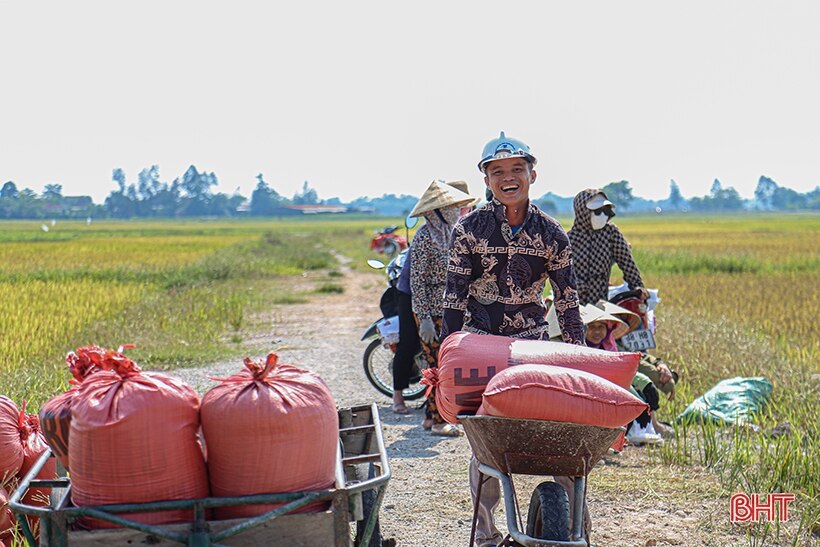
[526,481,571,541]
[353,463,383,547]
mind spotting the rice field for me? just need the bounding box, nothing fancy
[602,213,819,545]
[0,213,817,544]
[0,218,377,408]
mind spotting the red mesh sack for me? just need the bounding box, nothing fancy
[15,405,57,540]
[37,390,74,473]
[0,397,22,480]
[0,485,15,544]
[69,348,208,528]
[478,364,649,427]
[201,353,339,520]
[18,406,58,502]
[425,332,640,424]
[38,345,110,472]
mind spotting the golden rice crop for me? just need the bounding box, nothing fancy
[0,280,148,365]
[0,235,248,277]
[610,214,819,543]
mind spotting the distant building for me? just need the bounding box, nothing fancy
[42,196,94,215]
[271,204,349,215]
[235,198,251,215]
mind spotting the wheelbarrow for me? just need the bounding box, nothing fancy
[461,415,623,547]
[10,403,389,547]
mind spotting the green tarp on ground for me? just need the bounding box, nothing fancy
[677,376,772,425]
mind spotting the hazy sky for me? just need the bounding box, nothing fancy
[2,1,818,204]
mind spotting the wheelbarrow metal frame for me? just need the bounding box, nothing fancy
[461,415,624,547]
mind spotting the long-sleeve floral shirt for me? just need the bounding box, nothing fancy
[441,198,585,344]
[409,223,449,321]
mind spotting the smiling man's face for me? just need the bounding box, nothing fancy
[484,157,535,213]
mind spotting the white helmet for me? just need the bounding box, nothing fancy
[478,131,537,173]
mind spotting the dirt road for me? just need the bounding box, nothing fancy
[172,264,744,547]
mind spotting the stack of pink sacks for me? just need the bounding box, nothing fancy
[426,332,649,442]
[29,346,338,532]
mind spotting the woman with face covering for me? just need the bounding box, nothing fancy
[408,180,477,436]
[567,189,647,306]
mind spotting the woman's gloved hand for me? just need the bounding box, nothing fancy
[418,316,438,345]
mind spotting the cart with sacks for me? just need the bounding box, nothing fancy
[9,403,389,547]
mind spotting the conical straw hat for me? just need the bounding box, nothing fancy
[445,180,482,208]
[409,180,476,217]
[595,299,641,334]
[580,304,630,340]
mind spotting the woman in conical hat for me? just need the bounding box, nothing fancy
[594,299,642,335]
[408,180,475,436]
[580,304,629,352]
[392,181,477,416]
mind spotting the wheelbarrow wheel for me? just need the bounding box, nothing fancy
[353,463,383,547]
[526,481,571,541]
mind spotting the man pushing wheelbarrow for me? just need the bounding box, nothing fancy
[439,132,589,546]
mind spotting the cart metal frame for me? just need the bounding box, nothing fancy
[10,403,389,547]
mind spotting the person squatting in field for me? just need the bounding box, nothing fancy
[407,180,478,436]
[439,132,586,547]
[595,299,678,439]
[580,303,666,444]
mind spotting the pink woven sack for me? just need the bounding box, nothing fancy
[69,348,208,529]
[0,485,16,544]
[479,364,649,427]
[39,346,110,471]
[201,353,339,520]
[426,332,641,423]
[0,397,22,480]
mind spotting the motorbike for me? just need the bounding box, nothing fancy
[361,216,427,400]
[607,283,661,352]
[361,249,427,400]
[369,225,408,259]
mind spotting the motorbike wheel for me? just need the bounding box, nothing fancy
[525,481,571,541]
[362,339,426,401]
[382,238,399,259]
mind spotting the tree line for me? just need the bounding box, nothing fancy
[534,178,819,216]
[0,165,817,220]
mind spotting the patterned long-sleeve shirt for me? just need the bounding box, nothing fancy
[410,223,449,321]
[440,199,585,344]
[567,189,644,305]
